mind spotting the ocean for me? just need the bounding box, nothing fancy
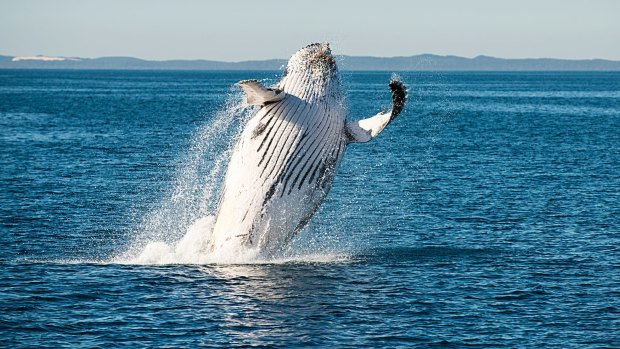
[1,69,619,348]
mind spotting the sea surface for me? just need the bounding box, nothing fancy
[1,69,619,348]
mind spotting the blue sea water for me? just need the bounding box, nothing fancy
[0,69,619,348]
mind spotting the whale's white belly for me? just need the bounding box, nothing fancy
[209,95,346,256]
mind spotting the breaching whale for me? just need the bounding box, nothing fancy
[207,43,406,259]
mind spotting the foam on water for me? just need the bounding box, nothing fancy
[117,215,351,265]
[124,216,216,264]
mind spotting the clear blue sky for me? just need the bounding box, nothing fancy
[1,0,618,61]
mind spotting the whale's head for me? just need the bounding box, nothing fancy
[278,42,341,102]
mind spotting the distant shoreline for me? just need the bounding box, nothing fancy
[1,54,619,71]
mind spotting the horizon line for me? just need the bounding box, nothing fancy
[3,53,620,63]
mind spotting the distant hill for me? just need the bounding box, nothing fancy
[1,54,619,71]
[337,54,620,71]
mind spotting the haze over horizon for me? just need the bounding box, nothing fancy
[1,0,619,61]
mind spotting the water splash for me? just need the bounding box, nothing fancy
[124,215,215,264]
[119,215,352,265]
[118,91,255,263]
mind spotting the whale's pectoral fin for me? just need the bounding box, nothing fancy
[346,79,407,143]
[237,79,286,105]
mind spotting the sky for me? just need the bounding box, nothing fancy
[1,0,619,61]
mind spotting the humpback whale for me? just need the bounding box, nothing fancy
[208,43,407,259]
